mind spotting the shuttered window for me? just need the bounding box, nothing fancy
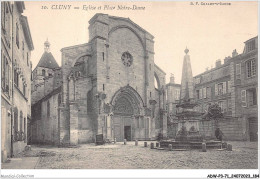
[16,23,19,48]
[20,111,23,132]
[196,90,199,99]
[218,101,227,113]
[218,83,223,95]
[236,63,241,79]
[241,90,247,107]
[215,82,227,96]
[223,100,227,113]
[14,108,18,133]
[199,89,202,99]
[1,52,5,89]
[227,81,231,93]
[248,88,257,106]
[206,87,211,99]
[223,82,226,94]
[14,68,19,87]
[246,59,256,78]
[215,84,218,96]
[203,87,206,98]
[1,54,10,96]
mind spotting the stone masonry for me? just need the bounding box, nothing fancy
[30,13,167,146]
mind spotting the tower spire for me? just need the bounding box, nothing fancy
[44,38,50,53]
[170,73,175,84]
[184,46,189,54]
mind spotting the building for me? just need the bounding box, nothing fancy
[31,14,167,146]
[166,74,181,116]
[193,57,234,117]
[165,74,181,138]
[193,36,258,141]
[1,1,34,162]
[30,40,62,145]
[165,36,258,141]
[233,36,258,141]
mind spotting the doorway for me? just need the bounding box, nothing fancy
[249,117,258,141]
[124,126,131,141]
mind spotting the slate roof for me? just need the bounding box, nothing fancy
[36,52,59,69]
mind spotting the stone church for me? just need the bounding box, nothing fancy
[31,14,167,146]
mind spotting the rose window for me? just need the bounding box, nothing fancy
[121,52,133,67]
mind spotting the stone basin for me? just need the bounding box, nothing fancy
[159,140,222,149]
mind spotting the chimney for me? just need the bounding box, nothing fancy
[170,73,175,84]
[232,49,238,57]
[215,59,221,68]
[224,56,232,64]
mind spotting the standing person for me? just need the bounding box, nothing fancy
[215,128,224,141]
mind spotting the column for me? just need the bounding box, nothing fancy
[69,102,78,146]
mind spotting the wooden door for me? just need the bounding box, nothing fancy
[113,116,122,141]
[249,117,258,141]
[124,126,131,141]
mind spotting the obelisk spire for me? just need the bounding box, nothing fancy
[180,47,194,102]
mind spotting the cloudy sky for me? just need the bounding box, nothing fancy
[23,1,258,84]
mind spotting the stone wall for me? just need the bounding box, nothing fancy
[102,25,146,104]
[169,118,248,141]
[233,49,258,119]
[75,77,94,143]
[60,43,93,145]
[199,118,248,141]
[11,2,32,156]
[89,14,159,141]
[31,82,45,105]
[1,103,12,158]
[31,90,61,145]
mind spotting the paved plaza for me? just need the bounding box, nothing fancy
[2,141,257,169]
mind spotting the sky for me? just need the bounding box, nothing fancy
[23,1,258,84]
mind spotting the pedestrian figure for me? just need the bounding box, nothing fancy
[215,127,224,141]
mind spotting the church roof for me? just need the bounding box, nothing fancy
[36,52,59,69]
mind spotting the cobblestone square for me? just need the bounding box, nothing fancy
[13,141,258,169]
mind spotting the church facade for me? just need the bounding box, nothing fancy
[31,14,167,146]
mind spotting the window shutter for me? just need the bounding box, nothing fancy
[205,104,209,113]
[215,84,218,96]
[241,90,247,107]
[223,82,226,94]
[207,87,211,99]
[203,87,206,98]
[5,58,9,92]
[223,100,227,112]
[1,54,4,88]
[227,81,231,93]
[199,89,202,99]
[236,63,241,78]
[9,64,11,96]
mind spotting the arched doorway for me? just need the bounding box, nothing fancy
[113,97,134,141]
[111,86,145,142]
